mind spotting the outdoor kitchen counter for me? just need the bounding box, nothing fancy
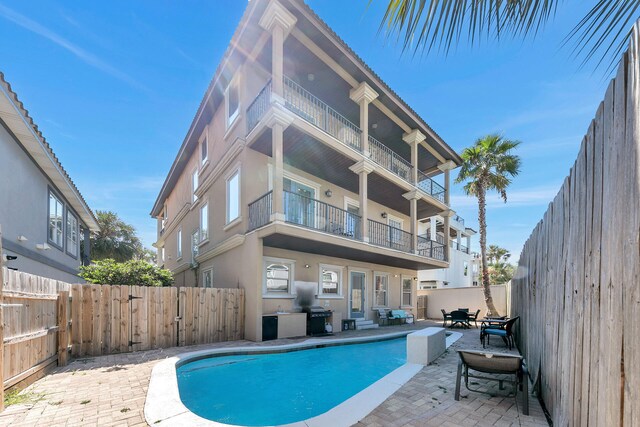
[262,312,307,339]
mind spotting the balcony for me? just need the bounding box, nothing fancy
[248,191,447,263]
[245,77,447,204]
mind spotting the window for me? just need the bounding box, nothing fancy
[402,277,412,307]
[388,216,403,249]
[200,203,208,242]
[226,170,240,223]
[161,207,167,230]
[264,257,295,294]
[319,265,342,296]
[191,230,199,263]
[192,169,199,203]
[200,137,208,166]
[419,281,437,290]
[177,229,182,259]
[48,190,64,248]
[226,79,239,127]
[66,211,78,256]
[464,261,468,276]
[374,273,389,307]
[202,268,213,288]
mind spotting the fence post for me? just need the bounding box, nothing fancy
[57,291,69,366]
[0,224,4,411]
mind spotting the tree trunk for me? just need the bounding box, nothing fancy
[478,186,500,316]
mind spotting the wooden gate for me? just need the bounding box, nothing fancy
[417,295,427,320]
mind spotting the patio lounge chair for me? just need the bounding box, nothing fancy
[481,316,519,349]
[455,349,528,415]
[391,309,414,324]
[441,309,452,327]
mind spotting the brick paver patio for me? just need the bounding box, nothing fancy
[0,321,548,427]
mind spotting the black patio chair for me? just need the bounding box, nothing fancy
[467,309,481,328]
[450,310,469,329]
[481,316,519,349]
[441,309,452,327]
[455,349,528,415]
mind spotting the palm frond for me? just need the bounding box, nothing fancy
[564,0,640,73]
[375,0,560,55]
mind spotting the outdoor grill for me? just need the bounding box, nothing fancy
[301,306,332,336]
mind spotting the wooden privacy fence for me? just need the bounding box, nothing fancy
[509,23,640,427]
[1,267,245,403]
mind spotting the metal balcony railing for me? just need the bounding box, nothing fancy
[247,80,272,133]
[283,76,362,152]
[248,191,273,231]
[367,219,412,253]
[417,170,446,203]
[368,135,413,182]
[417,235,447,261]
[283,190,362,240]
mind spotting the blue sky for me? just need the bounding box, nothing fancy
[0,0,609,260]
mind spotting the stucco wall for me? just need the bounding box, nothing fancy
[418,284,508,320]
[0,121,84,282]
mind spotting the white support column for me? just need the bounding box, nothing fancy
[350,82,378,156]
[403,190,421,253]
[429,217,437,240]
[403,130,426,184]
[259,1,297,100]
[466,235,471,253]
[350,160,376,242]
[272,123,285,221]
[264,107,294,222]
[437,160,456,206]
[440,209,455,262]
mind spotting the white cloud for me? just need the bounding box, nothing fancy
[0,4,147,92]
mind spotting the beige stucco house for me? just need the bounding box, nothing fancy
[150,0,462,341]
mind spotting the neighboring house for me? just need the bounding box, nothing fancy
[0,72,99,283]
[151,0,462,341]
[417,214,481,289]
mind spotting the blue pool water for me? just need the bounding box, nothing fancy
[176,337,407,426]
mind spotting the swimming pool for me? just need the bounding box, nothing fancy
[176,337,407,426]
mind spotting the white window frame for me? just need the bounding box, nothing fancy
[200,128,209,167]
[387,214,404,230]
[263,256,296,297]
[66,210,78,258]
[177,228,182,260]
[202,267,213,288]
[318,264,343,298]
[48,189,64,250]
[225,77,240,129]
[192,168,199,203]
[464,261,469,276]
[161,206,167,230]
[225,167,241,226]
[200,202,209,244]
[373,272,389,308]
[191,229,199,263]
[401,276,413,308]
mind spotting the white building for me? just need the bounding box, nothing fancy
[417,214,480,289]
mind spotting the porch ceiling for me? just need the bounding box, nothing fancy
[262,229,441,270]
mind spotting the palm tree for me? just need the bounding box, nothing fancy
[376,1,640,71]
[456,134,521,315]
[487,244,511,265]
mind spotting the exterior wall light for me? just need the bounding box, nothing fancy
[381,212,388,219]
[324,189,332,197]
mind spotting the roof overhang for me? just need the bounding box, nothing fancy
[0,73,100,231]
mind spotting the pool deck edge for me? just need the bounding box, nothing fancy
[144,328,462,427]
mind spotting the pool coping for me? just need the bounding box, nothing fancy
[144,329,463,427]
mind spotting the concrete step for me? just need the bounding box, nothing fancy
[355,319,379,330]
[357,323,379,330]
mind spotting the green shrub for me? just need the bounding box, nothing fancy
[79,259,173,287]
